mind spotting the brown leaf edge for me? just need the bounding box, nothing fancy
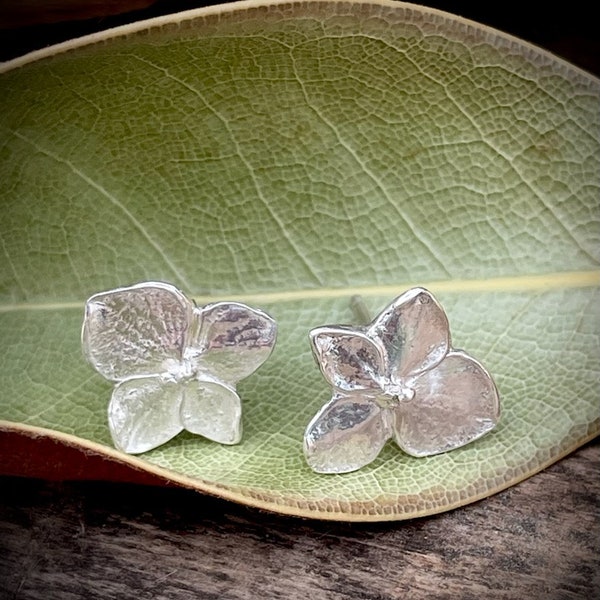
[1,420,597,522]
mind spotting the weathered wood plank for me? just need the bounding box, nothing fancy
[1,441,598,599]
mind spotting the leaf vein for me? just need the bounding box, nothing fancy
[129,54,325,287]
[0,270,597,312]
[396,50,599,265]
[0,234,28,299]
[7,129,192,291]
[289,47,452,278]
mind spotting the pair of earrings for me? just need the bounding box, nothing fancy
[82,281,500,474]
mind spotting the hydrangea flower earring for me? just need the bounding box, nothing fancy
[304,288,500,474]
[82,282,277,454]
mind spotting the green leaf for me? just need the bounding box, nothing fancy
[0,0,598,521]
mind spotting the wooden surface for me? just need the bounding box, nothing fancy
[1,440,598,599]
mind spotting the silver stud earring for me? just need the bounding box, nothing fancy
[82,281,277,454]
[304,288,500,474]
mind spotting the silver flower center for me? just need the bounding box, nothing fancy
[375,381,415,409]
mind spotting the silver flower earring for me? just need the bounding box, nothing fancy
[82,281,277,454]
[304,288,500,474]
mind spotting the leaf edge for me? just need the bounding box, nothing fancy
[2,419,597,522]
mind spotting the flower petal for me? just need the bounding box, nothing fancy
[192,302,277,384]
[180,377,242,445]
[310,326,386,392]
[369,288,450,380]
[82,282,192,382]
[304,393,390,473]
[392,351,500,457]
[108,376,184,454]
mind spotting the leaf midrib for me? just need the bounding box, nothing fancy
[1,270,598,313]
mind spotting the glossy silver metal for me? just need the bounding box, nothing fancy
[304,288,500,474]
[82,281,277,454]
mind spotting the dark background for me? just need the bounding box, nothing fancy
[0,0,598,76]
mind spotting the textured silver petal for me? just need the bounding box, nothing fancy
[180,377,242,444]
[82,282,192,382]
[108,376,184,454]
[303,393,389,474]
[192,302,277,384]
[309,326,386,392]
[369,288,450,380]
[392,350,501,457]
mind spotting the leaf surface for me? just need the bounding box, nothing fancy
[0,0,598,520]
